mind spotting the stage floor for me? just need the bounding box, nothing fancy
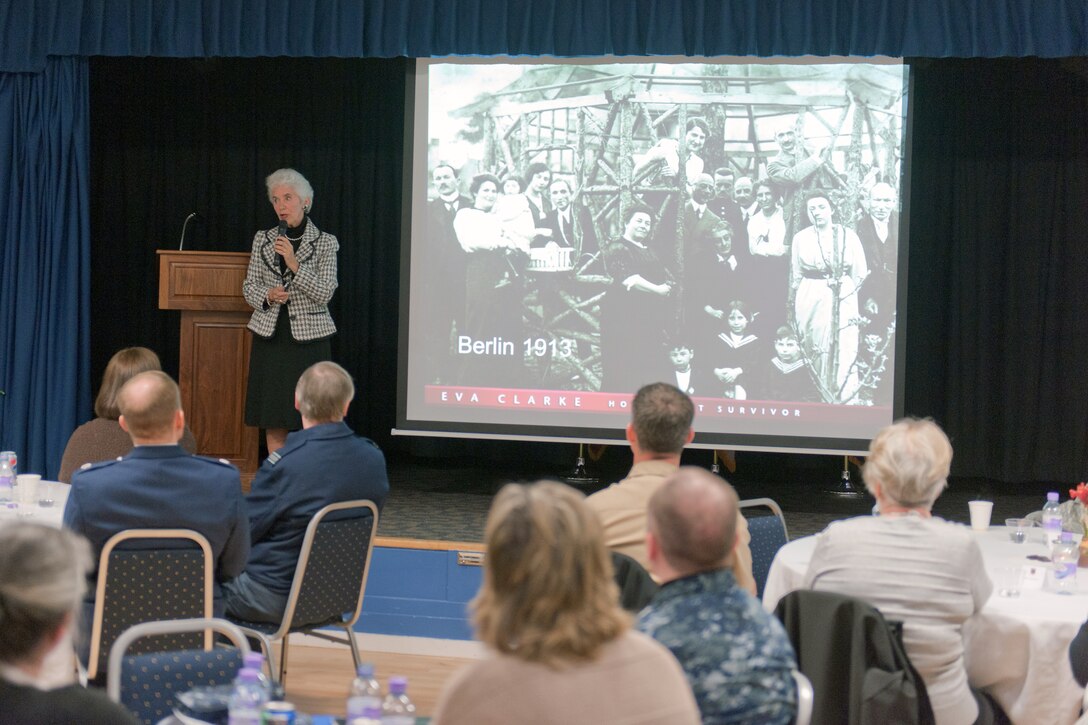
[377,450,1050,543]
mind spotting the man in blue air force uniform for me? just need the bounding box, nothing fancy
[63,371,250,617]
[223,361,390,624]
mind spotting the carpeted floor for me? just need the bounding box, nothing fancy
[378,449,1059,542]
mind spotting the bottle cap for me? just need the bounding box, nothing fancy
[1048,492,1060,501]
[356,662,375,678]
[1062,531,1075,542]
[237,667,260,683]
[244,652,265,669]
[388,675,407,694]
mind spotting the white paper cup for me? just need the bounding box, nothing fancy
[968,500,994,531]
[16,474,40,507]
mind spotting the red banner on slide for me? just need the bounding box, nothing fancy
[423,385,889,424]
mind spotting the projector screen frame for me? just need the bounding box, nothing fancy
[396,56,912,455]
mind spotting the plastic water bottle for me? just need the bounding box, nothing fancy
[1051,532,1079,594]
[346,663,383,724]
[1042,491,1063,546]
[380,676,416,725]
[228,667,267,725]
[0,455,13,503]
[242,652,273,700]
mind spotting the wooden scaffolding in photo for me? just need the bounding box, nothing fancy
[452,62,903,397]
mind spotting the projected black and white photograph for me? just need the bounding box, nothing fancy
[405,57,909,447]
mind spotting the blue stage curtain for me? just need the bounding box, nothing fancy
[2,0,1087,72]
[0,57,91,478]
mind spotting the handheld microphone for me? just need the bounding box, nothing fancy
[179,212,199,251]
[275,220,291,296]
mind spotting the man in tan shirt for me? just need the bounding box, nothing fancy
[586,382,756,595]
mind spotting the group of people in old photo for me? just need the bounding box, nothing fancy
[419,64,903,408]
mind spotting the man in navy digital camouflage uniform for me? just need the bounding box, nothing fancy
[637,467,797,725]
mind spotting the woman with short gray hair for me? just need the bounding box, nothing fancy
[242,167,339,454]
[0,523,137,723]
[803,419,1005,725]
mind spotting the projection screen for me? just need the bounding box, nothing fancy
[397,56,910,454]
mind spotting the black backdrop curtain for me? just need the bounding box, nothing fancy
[88,56,1088,483]
[905,58,1088,482]
[88,57,405,446]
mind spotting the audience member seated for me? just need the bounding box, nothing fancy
[58,347,197,483]
[432,481,700,725]
[585,382,756,595]
[0,523,138,725]
[63,371,250,619]
[802,418,1007,725]
[638,467,797,724]
[224,361,390,624]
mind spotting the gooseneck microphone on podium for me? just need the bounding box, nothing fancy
[179,212,200,251]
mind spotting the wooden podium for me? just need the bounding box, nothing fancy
[158,250,258,485]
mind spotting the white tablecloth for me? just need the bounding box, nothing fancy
[0,481,68,528]
[763,527,1088,725]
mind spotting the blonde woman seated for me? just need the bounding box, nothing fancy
[803,419,1007,725]
[58,347,196,482]
[0,523,138,724]
[433,481,699,725]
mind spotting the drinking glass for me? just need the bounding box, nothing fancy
[1005,517,1032,544]
[996,566,1021,598]
[37,481,57,508]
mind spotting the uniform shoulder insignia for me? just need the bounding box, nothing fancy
[195,455,236,468]
[267,451,282,465]
[80,458,122,473]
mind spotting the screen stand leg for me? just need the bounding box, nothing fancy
[561,443,599,488]
[825,455,864,498]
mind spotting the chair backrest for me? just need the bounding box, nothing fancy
[279,500,379,635]
[610,550,659,612]
[107,618,250,725]
[88,529,213,679]
[792,669,814,725]
[739,497,788,597]
[774,589,935,725]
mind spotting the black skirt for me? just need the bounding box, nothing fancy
[244,310,332,429]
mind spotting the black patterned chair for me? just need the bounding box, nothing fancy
[107,618,250,725]
[739,497,789,598]
[229,499,379,685]
[86,529,213,681]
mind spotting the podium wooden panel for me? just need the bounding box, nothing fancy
[158,250,258,486]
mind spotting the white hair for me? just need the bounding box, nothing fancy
[863,418,952,509]
[265,168,314,211]
[0,524,92,663]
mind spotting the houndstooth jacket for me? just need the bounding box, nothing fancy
[242,218,339,340]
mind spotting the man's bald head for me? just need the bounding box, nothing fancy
[648,467,739,577]
[117,371,183,443]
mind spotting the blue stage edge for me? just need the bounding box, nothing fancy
[355,543,483,641]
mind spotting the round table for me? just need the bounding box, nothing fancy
[0,480,69,528]
[762,525,1088,725]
